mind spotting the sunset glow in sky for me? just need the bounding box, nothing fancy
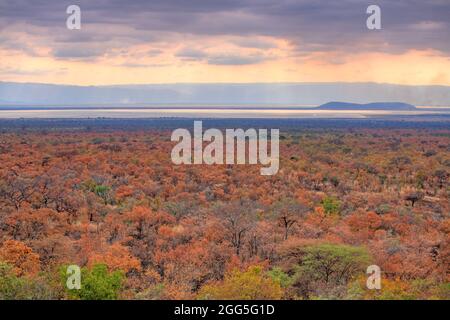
[1,1,449,86]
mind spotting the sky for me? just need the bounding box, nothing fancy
[0,0,449,86]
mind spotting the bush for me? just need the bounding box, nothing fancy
[321,196,341,215]
[198,265,284,300]
[62,264,123,300]
[267,267,293,288]
[0,262,58,300]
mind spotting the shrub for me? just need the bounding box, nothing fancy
[61,264,123,300]
[198,265,284,300]
[321,196,341,215]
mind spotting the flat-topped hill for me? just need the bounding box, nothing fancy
[318,102,417,110]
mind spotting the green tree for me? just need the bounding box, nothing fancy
[292,244,371,299]
[0,262,26,299]
[62,264,123,300]
[0,262,58,299]
[321,196,341,215]
[267,267,293,288]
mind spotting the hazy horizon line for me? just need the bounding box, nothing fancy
[2,80,450,88]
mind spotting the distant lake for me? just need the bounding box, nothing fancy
[0,107,449,119]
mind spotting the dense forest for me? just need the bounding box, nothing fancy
[0,119,448,299]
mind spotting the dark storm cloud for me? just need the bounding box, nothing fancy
[1,0,449,58]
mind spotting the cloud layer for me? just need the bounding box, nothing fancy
[0,1,449,85]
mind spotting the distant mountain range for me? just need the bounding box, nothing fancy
[318,102,417,110]
[0,81,449,107]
